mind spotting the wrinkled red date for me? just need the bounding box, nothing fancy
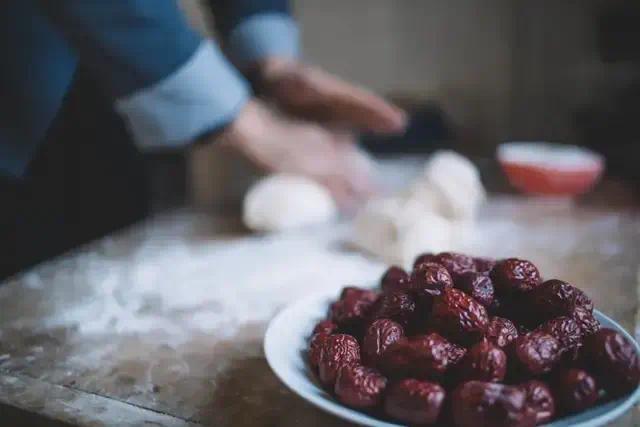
[519,380,555,424]
[318,334,361,386]
[474,257,497,275]
[380,266,411,294]
[573,291,594,312]
[413,252,438,269]
[340,286,376,301]
[309,333,329,369]
[368,291,416,328]
[536,316,583,353]
[452,381,536,427]
[430,288,489,346]
[457,341,507,383]
[511,331,562,376]
[571,306,600,338]
[383,379,445,425]
[313,320,338,336]
[362,319,404,367]
[456,271,495,308]
[553,369,598,414]
[410,261,454,305]
[530,279,593,322]
[491,258,541,294]
[447,341,468,366]
[583,328,640,396]
[330,287,378,329]
[380,333,453,380]
[485,316,519,348]
[433,252,477,282]
[334,365,387,408]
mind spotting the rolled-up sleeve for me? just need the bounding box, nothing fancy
[114,40,249,148]
[208,0,300,67]
[36,0,250,148]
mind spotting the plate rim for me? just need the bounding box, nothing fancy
[264,291,640,427]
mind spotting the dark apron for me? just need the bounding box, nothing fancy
[0,67,151,280]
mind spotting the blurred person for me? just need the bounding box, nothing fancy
[0,0,405,279]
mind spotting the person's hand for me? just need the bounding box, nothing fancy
[220,100,376,209]
[251,57,407,134]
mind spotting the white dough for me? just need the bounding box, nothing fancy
[403,183,446,215]
[408,150,486,220]
[352,198,403,262]
[395,212,454,267]
[243,174,337,232]
[352,150,485,266]
[353,197,454,267]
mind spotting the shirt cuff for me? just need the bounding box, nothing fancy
[114,40,250,148]
[227,13,300,67]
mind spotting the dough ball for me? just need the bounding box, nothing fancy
[243,174,337,232]
[403,182,446,214]
[353,198,404,262]
[351,151,484,265]
[353,197,454,267]
[423,150,481,187]
[416,150,486,220]
[395,212,454,267]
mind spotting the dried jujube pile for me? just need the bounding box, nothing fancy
[307,252,640,426]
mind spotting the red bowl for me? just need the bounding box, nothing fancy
[497,143,604,196]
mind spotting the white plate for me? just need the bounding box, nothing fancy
[264,291,640,427]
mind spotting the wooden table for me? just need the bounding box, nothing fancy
[0,197,638,426]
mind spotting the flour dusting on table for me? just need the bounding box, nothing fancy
[42,222,386,340]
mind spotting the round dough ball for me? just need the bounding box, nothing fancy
[243,174,337,232]
[423,150,481,186]
[416,150,486,220]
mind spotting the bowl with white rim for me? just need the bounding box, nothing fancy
[497,142,604,196]
[264,291,640,427]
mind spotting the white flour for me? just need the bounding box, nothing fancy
[42,222,386,340]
